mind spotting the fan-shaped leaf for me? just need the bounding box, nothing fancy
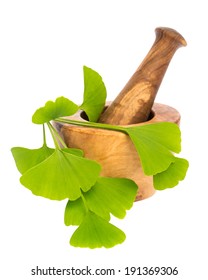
[11,145,54,174]
[153,157,189,190]
[20,149,101,201]
[84,177,138,220]
[125,122,181,175]
[70,211,126,248]
[80,66,107,122]
[32,96,78,124]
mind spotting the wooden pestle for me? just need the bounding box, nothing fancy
[99,27,187,125]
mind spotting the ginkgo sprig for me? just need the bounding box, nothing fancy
[11,67,138,248]
[12,110,138,248]
[11,66,188,249]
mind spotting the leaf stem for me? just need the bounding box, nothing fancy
[47,122,60,149]
[55,117,127,134]
[47,122,68,149]
[43,124,47,146]
[50,123,68,148]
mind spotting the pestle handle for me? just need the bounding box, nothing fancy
[99,27,187,125]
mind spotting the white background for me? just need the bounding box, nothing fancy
[0,0,207,279]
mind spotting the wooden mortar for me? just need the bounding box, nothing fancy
[54,103,180,201]
[54,27,186,201]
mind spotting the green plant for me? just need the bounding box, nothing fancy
[11,66,189,249]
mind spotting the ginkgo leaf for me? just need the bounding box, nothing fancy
[11,144,54,174]
[11,145,83,175]
[153,157,189,190]
[64,198,86,226]
[125,122,181,175]
[133,122,181,153]
[70,211,126,249]
[32,96,78,124]
[84,177,138,220]
[80,66,107,122]
[20,149,101,201]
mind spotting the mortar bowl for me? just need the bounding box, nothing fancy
[53,103,180,201]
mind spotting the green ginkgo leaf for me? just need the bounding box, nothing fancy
[80,66,107,122]
[125,122,181,175]
[20,149,101,201]
[64,198,86,226]
[70,211,126,249]
[153,157,189,190]
[32,96,78,124]
[84,177,138,220]
[11,144,54,174]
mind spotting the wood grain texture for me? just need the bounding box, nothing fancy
[54,103,180,201]
[98,27,186,125]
